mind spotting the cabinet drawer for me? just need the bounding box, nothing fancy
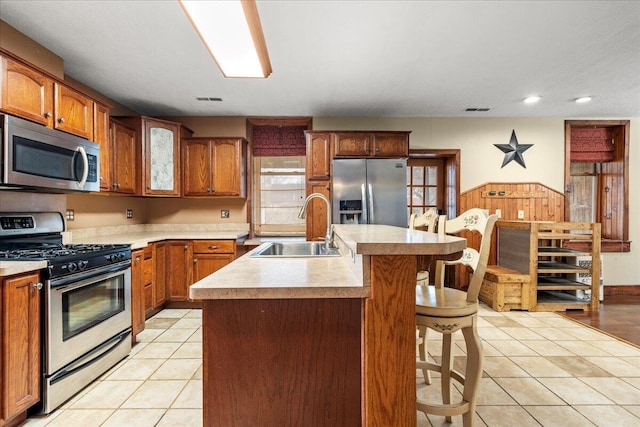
[193,240,235,254]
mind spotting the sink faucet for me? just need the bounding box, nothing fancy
[298,193,334,249]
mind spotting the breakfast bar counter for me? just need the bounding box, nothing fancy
[191,224,466,427]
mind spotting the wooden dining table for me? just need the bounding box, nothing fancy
[190,224,466,427]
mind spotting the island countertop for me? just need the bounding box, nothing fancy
[189,224,466,300]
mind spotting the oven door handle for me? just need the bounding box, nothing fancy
[49,261,130,289]
[49,328,131,385]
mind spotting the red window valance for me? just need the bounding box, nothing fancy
[570,128,614,163]
[252,126,307,156]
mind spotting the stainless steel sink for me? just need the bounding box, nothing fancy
[250,241,340,258]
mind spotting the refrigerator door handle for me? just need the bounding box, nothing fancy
[368,183,374,224]
[361,183,368,223]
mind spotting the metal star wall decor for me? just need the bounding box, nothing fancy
[494,129,533,168]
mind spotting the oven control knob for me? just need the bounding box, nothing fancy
[67,262,78,272]
[78,260,88,270]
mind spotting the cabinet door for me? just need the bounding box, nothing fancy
[306,133,331,180]
[166,241,193,301]
[2,273,41,420]
[143,246,154,316]
[211,139,242,196]
[111,121,138,194]
[372,133,409,157]
[94,103,112,190]
[144,119,180,196]
[0,56,54,127]
[54,83,94,139]
[193,254,234,283]
[305,181,331,241]
[131,249,145,339]
[183,139,212,196]
[333,133,370,157]
[153,242,167,309]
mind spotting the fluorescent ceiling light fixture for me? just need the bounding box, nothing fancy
[523,96,542,104]
[574,96,593,103]
[179,0,272,78]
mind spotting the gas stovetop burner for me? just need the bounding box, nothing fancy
[0,243,130,260]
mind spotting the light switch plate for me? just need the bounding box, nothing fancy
[495,209,502,218]
[517,210,525,219]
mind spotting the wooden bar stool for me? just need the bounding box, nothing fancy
[415,208,497,426]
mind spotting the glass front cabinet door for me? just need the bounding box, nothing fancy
[144,118,181,196]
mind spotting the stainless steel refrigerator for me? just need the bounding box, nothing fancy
[332,158,407,227]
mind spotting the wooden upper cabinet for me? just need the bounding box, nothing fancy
[0,56,54,127]
[94,103,111,190]
[372,132,409,157]
[117,116,182,197]
[1,54,105,140]
[53,83,94,139]
[143,118,180,196]
[334,133,371,157]
[212,139,245,196]
[305,132,331,180]
[333,131,410,158]
[109,120,138,194]
[183,138,212,196]
[183,137,247,197]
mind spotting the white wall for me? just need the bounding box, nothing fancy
[315,116,639,286]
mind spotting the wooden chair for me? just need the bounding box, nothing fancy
[415,208,498,426]
[409,209,439,286]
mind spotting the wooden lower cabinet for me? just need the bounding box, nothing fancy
[1,272,42,426]
[131,249,146,341]
[192,240,236,282]
[165,241,194,302]
[152,242,167,311]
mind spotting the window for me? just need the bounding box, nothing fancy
[406,158,445,218]
[565,120,630,251]
[252,156,306,236]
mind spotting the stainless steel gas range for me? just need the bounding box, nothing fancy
[0,212,132,414]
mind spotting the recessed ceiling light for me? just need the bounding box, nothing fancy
[523,96,542,104]
[574,96,593,103]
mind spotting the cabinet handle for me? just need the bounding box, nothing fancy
[184,245,189,250]
[33,282,43,290]
[44,112,52,118]
[58,117,66,124]
[208,245,219,250]
[135,257,141,263]
[193,259,198,263]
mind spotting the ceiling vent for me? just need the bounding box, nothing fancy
[196,97,223,101]
[465,107,491,112]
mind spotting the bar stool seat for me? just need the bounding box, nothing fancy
[415,208,497,427]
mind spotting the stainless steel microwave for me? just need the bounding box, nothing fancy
[1,114,99,192]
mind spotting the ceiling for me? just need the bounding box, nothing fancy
[1,0,639,118]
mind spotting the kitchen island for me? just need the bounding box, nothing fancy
[190,224,466,427]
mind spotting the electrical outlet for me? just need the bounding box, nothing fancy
[66,209,75,221]
[495,209,502,218]
[221,209,230,218]
[126,209,133,219]
[517,210,525,219]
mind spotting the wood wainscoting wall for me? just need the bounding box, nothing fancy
[449,182,565,289]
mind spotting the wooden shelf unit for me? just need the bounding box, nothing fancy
[495,221,601,311]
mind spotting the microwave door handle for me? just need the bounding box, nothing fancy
[76,146,89,189]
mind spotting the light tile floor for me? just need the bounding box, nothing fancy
[23,305,640,426]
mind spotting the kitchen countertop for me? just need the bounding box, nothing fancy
[72,230,249,250]
[0,260,48,277]
[189,224,466,300]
